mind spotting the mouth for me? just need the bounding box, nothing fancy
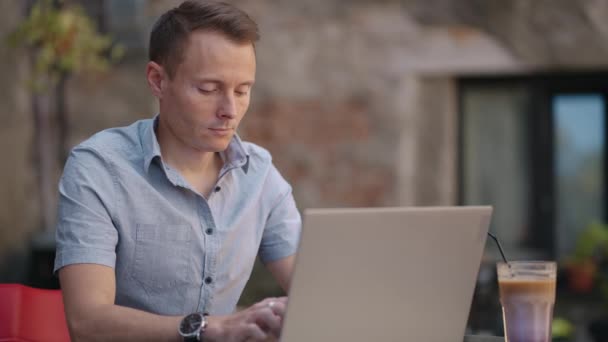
[208,127,234,136]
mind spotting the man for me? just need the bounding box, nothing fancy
[54,1,301,341]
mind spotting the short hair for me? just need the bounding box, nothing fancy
[149,0,260,78]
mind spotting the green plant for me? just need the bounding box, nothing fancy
[7,0,124,91]
[563,222,608,294]
[571,221,608,263]
[567,221,608,312]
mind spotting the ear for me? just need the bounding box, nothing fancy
[146,61,166,99]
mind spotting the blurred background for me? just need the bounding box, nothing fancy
[1,0,608,341]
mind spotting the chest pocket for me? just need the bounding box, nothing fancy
[132,223,192,290]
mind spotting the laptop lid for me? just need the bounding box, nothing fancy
[281,206,493,342]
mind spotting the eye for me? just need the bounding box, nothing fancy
[235,86,251,97]
[196,82,219,94]
[198,87,217,94]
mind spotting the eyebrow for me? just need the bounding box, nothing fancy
[195,78,255,87]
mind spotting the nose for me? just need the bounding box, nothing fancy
[217,93,237,119]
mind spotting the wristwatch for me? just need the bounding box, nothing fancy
[178,312,208,342]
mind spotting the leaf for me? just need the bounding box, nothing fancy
[5,0,125,92]
[573,221,608,261]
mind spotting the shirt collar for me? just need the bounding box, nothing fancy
[142,116,162,172]
[220,134,250,173]
[142,115,250,173]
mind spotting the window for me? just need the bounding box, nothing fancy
[459,73,608,260]
[553,94,605,257]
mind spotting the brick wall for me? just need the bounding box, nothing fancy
[2,0,608,287]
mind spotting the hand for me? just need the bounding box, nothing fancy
[204,297,287,342]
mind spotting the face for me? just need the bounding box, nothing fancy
[150,30,256,153]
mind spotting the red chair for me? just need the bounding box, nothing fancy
[0,284,71,342]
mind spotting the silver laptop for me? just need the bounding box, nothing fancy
[281,206,493,342]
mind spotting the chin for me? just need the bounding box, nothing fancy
[208,139,232,152]
[195,134,233,152]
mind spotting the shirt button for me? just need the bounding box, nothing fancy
[214,186,221,192]
[205,228,213,235]
[204,277,213,284]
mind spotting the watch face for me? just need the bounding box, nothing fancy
[180,313,203,335]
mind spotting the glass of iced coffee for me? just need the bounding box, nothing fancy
[497,261,556,342]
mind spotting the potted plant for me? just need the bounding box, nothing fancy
[563,222,608,294]
[565,222,608,342]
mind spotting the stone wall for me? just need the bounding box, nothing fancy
[2,0,608,286]
[0,2,37,279]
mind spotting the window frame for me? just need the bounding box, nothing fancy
[458,72,608,258]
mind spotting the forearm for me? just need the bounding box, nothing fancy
[68,303,182,342]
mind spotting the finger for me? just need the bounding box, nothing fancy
[243,322,267,341]
[253,307,282,337]
[267,299,286,318]
[253,298,275,309]
[255,297,287,311]
[260,297,287,305]
[273,297,288,305]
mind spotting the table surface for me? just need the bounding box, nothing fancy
[463,336,504,342]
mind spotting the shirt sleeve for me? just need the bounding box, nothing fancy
[258,165,302,263]
[53,147,119,273]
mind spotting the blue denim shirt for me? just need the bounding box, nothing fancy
[54,117,301,316]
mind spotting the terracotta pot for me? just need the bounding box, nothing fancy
[566,261,597,293]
